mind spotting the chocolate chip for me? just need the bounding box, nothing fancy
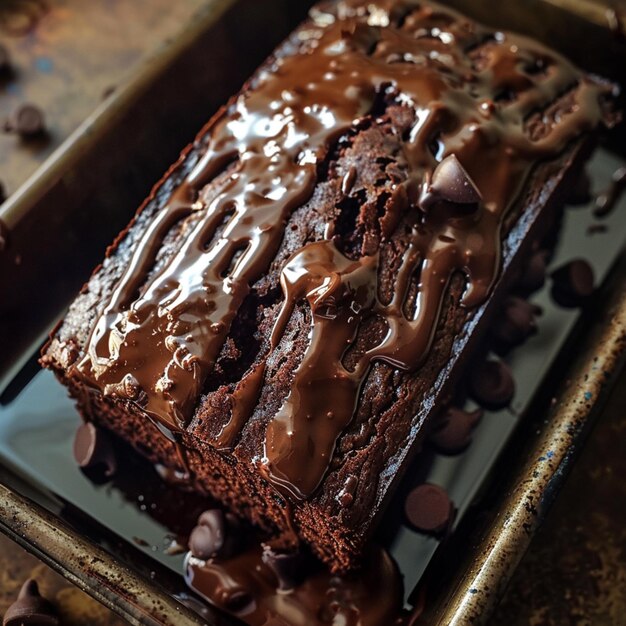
[404,484,454,534]
[3,104,46,138]
[262,547,308,591]
[519,249,548,293]
[2,579,59,626]
[132,536,150,547]
[420,154,482,211]
[189,526,218,560]
[493,296,540,351]
[550,259,595,308]
[429,407,483,455]
[188,509,230,560]
[103,373,142,401]
[468,359,515,410]
[73,422,117,478]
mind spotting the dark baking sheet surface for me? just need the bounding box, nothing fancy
[0,143,623,619]
[389,146,626,597]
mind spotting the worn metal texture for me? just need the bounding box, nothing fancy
[0,532,125,626]
[416,258,626,625]
[492,367,626,625]
[0,480,207,626]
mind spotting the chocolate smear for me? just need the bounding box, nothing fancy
[587,223,608,235]
[261,547,308,591]
[185,543,402,625]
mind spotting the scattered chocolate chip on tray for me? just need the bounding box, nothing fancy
[73,422,117,479]
[2,579,58,626]
[404,484,455,535]
[550,259,595,308]
[492,296,541,353]
[429,407,483,455]
[469,358,516,410]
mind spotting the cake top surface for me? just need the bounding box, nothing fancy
[71,0,612,500]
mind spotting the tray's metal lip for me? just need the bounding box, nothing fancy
[543,0,626,31]
[0,483,208,626]
[418,256,626,625]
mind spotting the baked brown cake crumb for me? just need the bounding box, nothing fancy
[42,0,616,572]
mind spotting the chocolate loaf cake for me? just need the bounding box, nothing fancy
[42,0,615,572]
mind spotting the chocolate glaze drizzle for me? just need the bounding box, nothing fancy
[74,0,611,500]
[185,544,403,626]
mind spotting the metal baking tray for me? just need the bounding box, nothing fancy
[0,1,624,625]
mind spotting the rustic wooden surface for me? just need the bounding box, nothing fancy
[0,0,207,198]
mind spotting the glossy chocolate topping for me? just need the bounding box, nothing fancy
[74,1,611,500]
[185,543,403,626]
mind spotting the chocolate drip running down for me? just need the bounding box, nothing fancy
[74,1,611,500]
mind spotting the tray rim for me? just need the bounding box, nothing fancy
[418,255,626,624]
[0,482,207,626]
